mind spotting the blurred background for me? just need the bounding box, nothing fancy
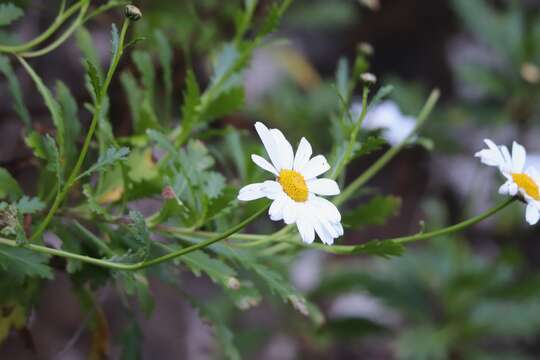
[3,0,540,359]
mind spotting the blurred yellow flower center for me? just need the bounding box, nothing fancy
[512,173,540,200]
[278,169,308,202]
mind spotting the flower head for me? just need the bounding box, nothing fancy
[350,100,416,146]
[475,139,540,224]
[238,122,343,245]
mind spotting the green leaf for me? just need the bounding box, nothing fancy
[0,3,23,26]
[0,55,30,126]
[147,129,176,154]
[335,57,349,102]
[224,128,247,180]
[203,86,245,121]
[120,71,144,129]
[355,136,386,157]
[76,27,103,78]
[18,58,65,162]
[367,85,394,111]
[77,147,130,180]
[154,30,173,122]
[43,135,63,186]
[202,171,226,199]
[56,81,81,166]
[181,250,237,288]
[258,0,293,37]
[0,245,53,282]
[16,196,45,215]
[119,321,143,360]
[343,195,401,229]
[0,168,21,200]
[177,69,201,143]
[82,185,113,220]
[85,59,103,100]
[132,50,156,102]
[126,210,151,260]
[110,23,120,57]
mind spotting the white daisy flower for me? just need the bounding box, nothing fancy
[350,100,416,146]
[475,139,540,225]
[237,122,343,245]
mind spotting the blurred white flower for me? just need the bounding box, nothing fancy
[350,100,416,145]
[237,122,343,245]
[475,139,540,224]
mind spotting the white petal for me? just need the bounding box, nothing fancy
[311,195,341,222]
[255,122,283,171]
[261,180,283,200]
[333,221,344,236]
[283,198,298,224]
[269,195,287,221]
[301,155,330,180]
[307,178,340,196]
[509,182,519,196]
[512,141,526,173]
[500,145,513,174]
[251,154,278,176]
[293,137,312,172]
[312,218,334,245]
[526,203,540,225]
[498,181,511,195]
[296,213,315,244]
[475,139,504,168]
[527,167,540,185]
[237,183,265,201]
[270,128,294,170]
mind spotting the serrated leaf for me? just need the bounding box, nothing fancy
[181,250,237,288]
[343,195,401,229]
[77,147,130,181]
[126,210,151,260]
[56,81,80,166]
[258,0,293,37]
[0,245,53,282]
[76,27,103,78]
[202,172,226,199]
[120,71,144,129]
[0,55,30,126]
[147,129,176,154]
[154,29,173,123]
[16,196,44,215]
[0,167,21,200]
[177,69,201,144]
[0,3,23,26]
[43,135,63,186]
[85,59,102,100]
[82,185,113,220]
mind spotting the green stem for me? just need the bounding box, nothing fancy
[19,1,90,58]
[331,86,369,180]
[30,20,131,242]
[0,205,269,270]
[334,88,440,206]
[0,1,84,53]
[277,198,515,253]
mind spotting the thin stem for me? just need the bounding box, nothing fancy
[0,205,269,270]
[30,20,131,242]
[19,1,90,58]
[276,198,516,253]
[334,88,440,206]
[0,1,84,53]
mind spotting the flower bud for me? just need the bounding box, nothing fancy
[361,72,377,85]
[124,5,142,21]
[227,277,241,290]
[358,42,374,56]
[162,185,176,200]
[521,62,540,84]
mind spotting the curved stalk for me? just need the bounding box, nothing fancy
[274,198,516,253]
[0,205,269,270]
[19,1,90,58]
[0,1,84,53]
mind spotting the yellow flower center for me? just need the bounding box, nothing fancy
[512,173,540,200]
[278,169,308,202]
